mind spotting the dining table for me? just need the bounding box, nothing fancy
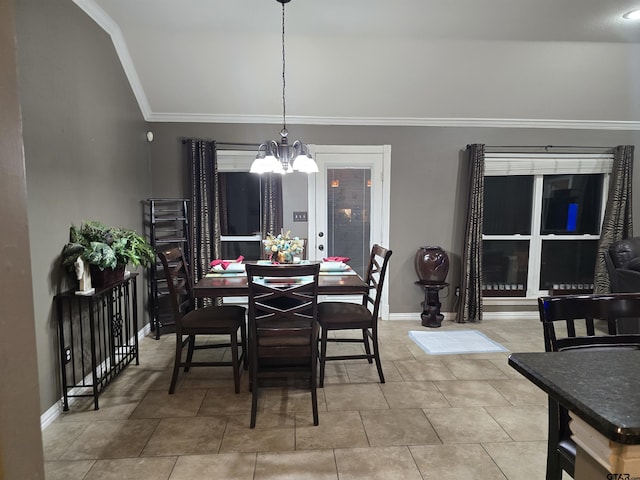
[192,261,370,299]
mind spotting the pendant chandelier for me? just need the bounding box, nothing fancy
[250,0,318,174]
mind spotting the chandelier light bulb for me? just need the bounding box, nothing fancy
[623,9,640,19]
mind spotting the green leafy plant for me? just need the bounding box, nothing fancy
[61,220,154,272]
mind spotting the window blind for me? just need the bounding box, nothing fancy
[484,153,613,176]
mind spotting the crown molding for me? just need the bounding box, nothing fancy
[73,0,151,119]
[147,112,640,130]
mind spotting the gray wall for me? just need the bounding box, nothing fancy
[1,0,45,476]
[16,0,150,414]
[148,123,640,316]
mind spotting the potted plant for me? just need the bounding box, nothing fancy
[61,220,155,288]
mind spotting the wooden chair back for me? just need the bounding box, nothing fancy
[362,244,393,319]
[157,247,195,321]
[538,293,640,352]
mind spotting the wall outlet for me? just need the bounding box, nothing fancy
[455,286,460,297]
[64,347,72,364]
[293,211,308,222]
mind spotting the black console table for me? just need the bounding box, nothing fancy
[415,281,448,328]
[55,274,139,410]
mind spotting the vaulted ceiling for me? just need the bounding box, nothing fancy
[77,0,640,127]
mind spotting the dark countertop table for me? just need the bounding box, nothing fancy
[508,350,640,444]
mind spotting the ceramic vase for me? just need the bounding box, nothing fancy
[415,246,449,284]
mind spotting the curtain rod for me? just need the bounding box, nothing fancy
[483,144,615,153]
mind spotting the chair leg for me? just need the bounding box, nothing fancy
[241,321,248,371]
[169,333,183,394]
[311,351,319,426]
[250,363,258,428]
[231,330,240,394]
[371,331,385,384]
[319,328,329,388]
[362,328,373,363]
[545,449,562,480]
[184,335,196,372]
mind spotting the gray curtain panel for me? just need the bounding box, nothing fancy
[186,139,221,284]
[593,145,634,294]
[457,144,485,323]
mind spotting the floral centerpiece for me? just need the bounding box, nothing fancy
[263,230,304,263]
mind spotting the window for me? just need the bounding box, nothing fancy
[217,151,264,261]
[482,153,611,298]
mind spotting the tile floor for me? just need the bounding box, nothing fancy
[42,317,571,479]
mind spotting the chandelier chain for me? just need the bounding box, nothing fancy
[281,1,287,132]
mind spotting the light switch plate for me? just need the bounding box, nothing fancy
[293,211,308,222]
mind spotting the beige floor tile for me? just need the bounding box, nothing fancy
[111,366,176,392]
[141,416,227,456]
[169,453,256,480]
[130,388,207,418]
[323,383,389,411]
[295,411,368,450]
[484,405,548,441]
[227,411,296,429]
[220,422,295,453]
[361,409,441,446]
[334,446,423,480]
[319,362,350,385]
[378,342,417,361]
[198,387,256,417]
[262,386,327,416]
[441,358,510,380]
[424,407,512,444]
[59,419,159,460]
[410,444,507,479]
[488,378,549,405]
[434,380,511,407]
[44,460,95,480]
[393,359,457,381]
[41,421,89,460]
[345,360,403,383]
[483,441,549,480]
[379,381,450,409]
[255,450,338,480]
[488,357,535,380]
[83,457,176,480]
[56,389,147,423]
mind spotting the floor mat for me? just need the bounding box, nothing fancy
[409,329,508,355]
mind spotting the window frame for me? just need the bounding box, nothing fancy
[482,152,612,300]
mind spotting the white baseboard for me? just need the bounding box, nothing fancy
[387,311,456,321]
[41,323,152,431]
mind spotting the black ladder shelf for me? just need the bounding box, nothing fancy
[144,198,191,339]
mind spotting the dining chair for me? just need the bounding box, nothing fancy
[246,263,321,428]
[157,247,247,394]
[537,293,640,480]
[317,244,392,388]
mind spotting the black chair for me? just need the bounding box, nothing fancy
[246,263,321,428]
[604,237,640,293]
[317,244,392,388]
[157,247,247,394]
[537,293,640,480]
